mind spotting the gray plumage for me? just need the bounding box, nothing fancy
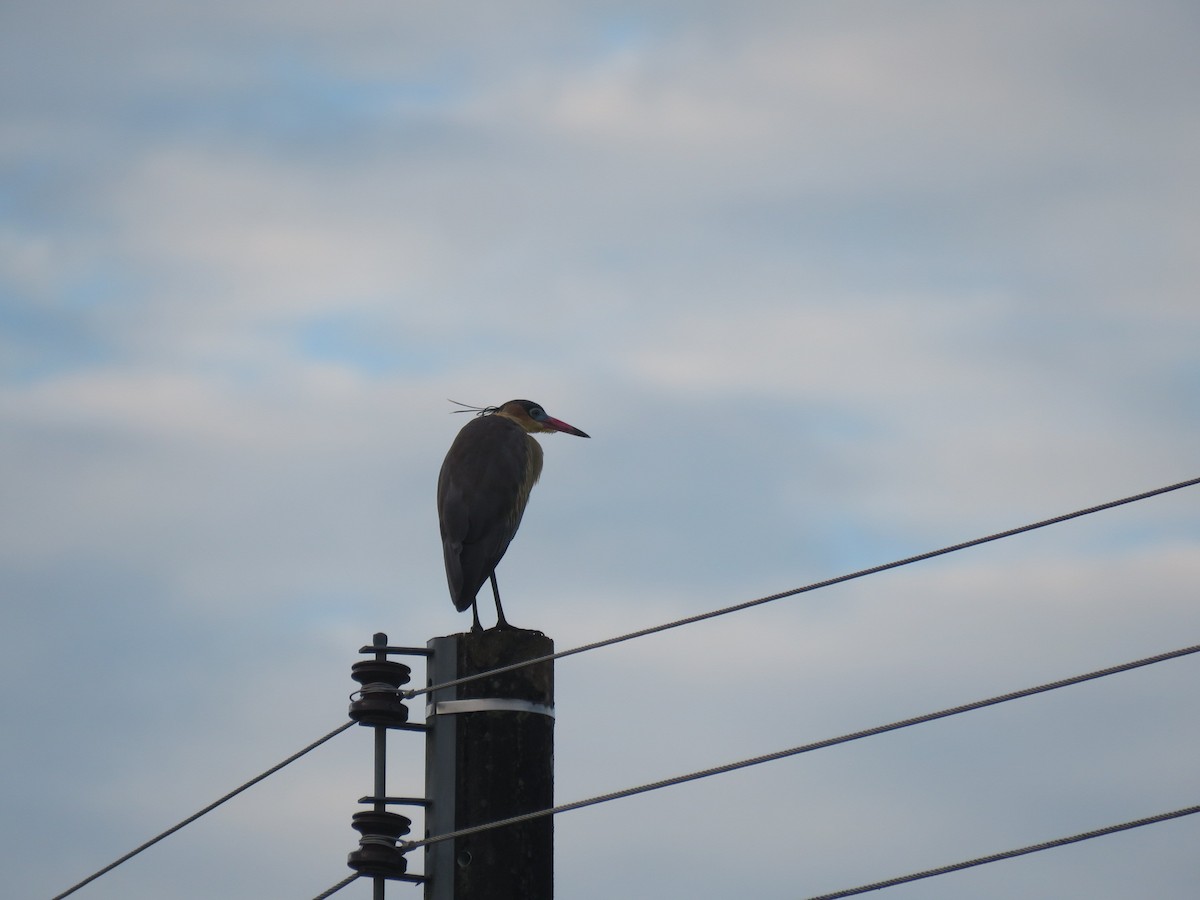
[436,400,588,630]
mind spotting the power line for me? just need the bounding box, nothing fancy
[400,641,1200,851]
[49,475,1199,896]
[312,872,361,900]
[319,638,1199,892]
[803,803,1200,899]
[50,721,356,900]
[403,474,1200,701]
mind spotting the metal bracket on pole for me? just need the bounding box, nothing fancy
[427,698,555,718]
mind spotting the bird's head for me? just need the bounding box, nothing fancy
[494,399,590,437]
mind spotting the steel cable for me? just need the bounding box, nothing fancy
[403,474,1200,701]
[803,803,1200,899]
[50,475,1200,896]
[311,872,361,900]
[50,721,356,900]
[400,642,1200,851]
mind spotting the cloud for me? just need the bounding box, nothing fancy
[3,2,1199,898]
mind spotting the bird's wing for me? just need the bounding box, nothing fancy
[437,416,534,611]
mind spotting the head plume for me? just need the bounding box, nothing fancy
[447,399,499,417]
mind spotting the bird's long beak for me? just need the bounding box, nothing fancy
[544,416,590,438]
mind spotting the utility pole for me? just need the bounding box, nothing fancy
[424,629,555,900]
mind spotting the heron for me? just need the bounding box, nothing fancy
[437,399,590,631]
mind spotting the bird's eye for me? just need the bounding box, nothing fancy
[529,407,545,419]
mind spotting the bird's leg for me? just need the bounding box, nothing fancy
[489,572,513,630]
[470,599,483,633]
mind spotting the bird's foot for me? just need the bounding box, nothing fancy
[488,621,546,635]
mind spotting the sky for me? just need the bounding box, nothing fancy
[3,1,1200,898]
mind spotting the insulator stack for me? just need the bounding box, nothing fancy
[346,632,429,891]
[349,656,412,727]
[347,810,412,879]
